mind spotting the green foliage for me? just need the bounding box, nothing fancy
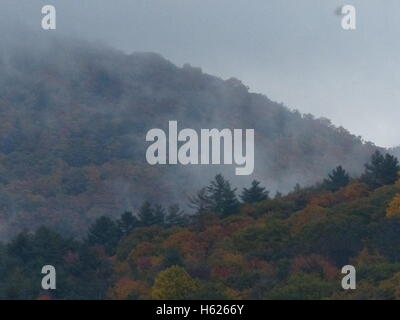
[0,40,382,239]
[3,152,400,300]
[294,215,366,265]
[86,216,121,255]
[138,201,165,227]
[190,174,240,217]
[117,211,139,236]
[265,273,337,300]
[323,166,350,191]
[165,204,187,227]
[362,150,400,188]
[0,228,112,300]
[240,180,269,204]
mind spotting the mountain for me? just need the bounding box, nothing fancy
[0,35,379,239]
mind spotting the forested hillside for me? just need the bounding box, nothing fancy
[0,36,380,239]
[1,151,400,300]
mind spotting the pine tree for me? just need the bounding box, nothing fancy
[86,216,121,254]
[153,204,166,226]
[206,174,240,216]
[165,204,187,227]
[240,180,269,204]
[189,175,240,216]
[117,211,139,236]
[188,188,210,213]
[362,151,400,188]
[324,166,350,191]
[138,201,156,227]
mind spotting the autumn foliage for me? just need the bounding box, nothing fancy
[1,152,400,300]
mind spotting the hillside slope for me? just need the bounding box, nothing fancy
[2,171,400,300]
[0,36,379,238]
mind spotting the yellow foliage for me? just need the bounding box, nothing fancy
[151,265,199,300]
[309,192,336,207]
[109,277,149,300]
[386,194,400,218]
[350,246,386,266]
[289,204,327,233]
[224,287,246,300]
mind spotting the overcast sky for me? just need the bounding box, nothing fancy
[2,0,399,147]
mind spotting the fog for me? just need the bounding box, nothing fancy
[0,1,396,239]
[1,0,399,147]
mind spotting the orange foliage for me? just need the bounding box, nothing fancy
[210,251,246,279]
[163,230,208,266]
[335,182,369,202]
[309,192,336,207]
[109,277,149,300]
[36,294,53,300]
[386,194,400,218]
[247,258,275,276]
[135,256,162,273]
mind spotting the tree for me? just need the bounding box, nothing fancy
[206,174,240,216]
[117,211,139,236]
[86,216,121,254]
[189,174,240,216]
[188,188,210,213]
[323,166,350,191]
[362,151,400,188]
[6,232,34,263]
[265,273,336,300]
[240,180,269,204]
[151,265,199,300]
[165,204,187,227]
[153,204,166,226]
[137,201,156,227]
[109,278,149,300]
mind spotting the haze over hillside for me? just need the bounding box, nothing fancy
[0,35,380,239]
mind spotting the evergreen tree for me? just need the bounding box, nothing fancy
[188,188,210,213]
[206,174,240,216]
[6,232,34,263]
[323,165,350,191]
[86,216,121,254]
[153,204,166,226]
[362,151,400,188]
[137,201,166,227]
[165,204,187,227]
[240,180,269,204]
[117,211,139,236]
[138,201,156,227]
[189,175,240,216]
